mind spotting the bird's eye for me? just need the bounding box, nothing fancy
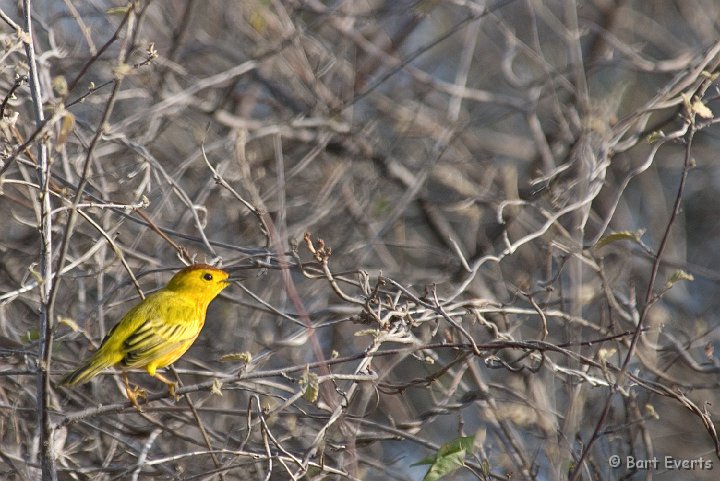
[203,273,213,281]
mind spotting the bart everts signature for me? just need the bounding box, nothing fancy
[608,455,713,470]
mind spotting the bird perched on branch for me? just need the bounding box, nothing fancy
[60,264,231,410]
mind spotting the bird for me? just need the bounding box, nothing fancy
[60,263,231,410]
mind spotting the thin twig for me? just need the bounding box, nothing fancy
[22,0,56,478]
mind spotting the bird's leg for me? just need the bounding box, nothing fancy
[153,372,179,401]
[123,372,146,411]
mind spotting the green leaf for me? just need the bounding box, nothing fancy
[412,436,475,481]
[354,329,380,337]
[594,229,645,249]
[22,329,41,343]
[646,131,664,143]
[106,5,132,15]
[645,403,660,420]
[665,270,694,288]
[57,316,79,332]
[219,351,252,363]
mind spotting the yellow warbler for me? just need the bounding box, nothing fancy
[60,264,230,409]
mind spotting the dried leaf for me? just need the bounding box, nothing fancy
[211,379,223,396]
[113,62,132,80]
[52,76,68,97]
[56,112,75,148]
[692,99,714,119]
[300,366,319,404]
[16,28,31,45]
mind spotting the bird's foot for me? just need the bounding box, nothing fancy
[153,372,180,401]
[126,384,147,411]
[123,373,147,411]
[167,382,179,401]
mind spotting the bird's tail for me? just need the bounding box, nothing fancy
[60,356,114,386]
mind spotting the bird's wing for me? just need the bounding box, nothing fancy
[111,293,202,369]
[120,316,200,368]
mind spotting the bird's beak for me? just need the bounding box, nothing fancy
[223,265,254,284]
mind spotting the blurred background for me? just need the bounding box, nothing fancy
[2,0,720,480]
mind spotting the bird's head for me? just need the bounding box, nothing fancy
[166,264,231,300]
